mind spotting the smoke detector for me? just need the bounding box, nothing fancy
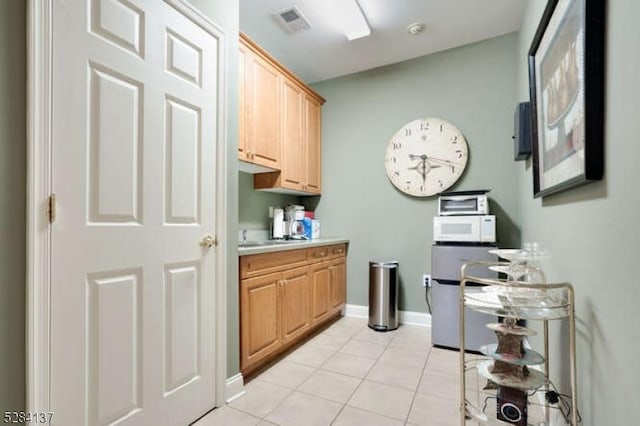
[407,22,426,35]
[274,6,311,34]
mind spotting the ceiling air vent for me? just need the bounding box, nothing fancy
[274,6,311,34]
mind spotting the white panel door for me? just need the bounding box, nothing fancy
[50,0,219,424]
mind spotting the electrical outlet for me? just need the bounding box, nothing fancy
[423,273,431,287]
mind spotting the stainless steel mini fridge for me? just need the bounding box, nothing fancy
[431,244,497,352]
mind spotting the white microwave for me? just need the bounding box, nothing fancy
[438,192,489,216]
[433,215,496,243]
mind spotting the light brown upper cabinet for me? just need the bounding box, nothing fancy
[240,33,325,195]
[304,95,322,193]
[239,39,281,170]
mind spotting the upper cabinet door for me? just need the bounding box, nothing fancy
[247,53,281,169]
[238,43,249,160]
[305,96,322,194]
[281,80,305,191]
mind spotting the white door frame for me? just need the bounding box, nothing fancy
[26,0,229,414]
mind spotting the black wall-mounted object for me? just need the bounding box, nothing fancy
[512,102,531,161]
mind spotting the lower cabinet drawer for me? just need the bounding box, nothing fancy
[240,248,308,279]
[330,244,347,258]
[308,246,331,262]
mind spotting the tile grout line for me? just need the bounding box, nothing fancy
[402,341,434,424]
[330,324,397,425]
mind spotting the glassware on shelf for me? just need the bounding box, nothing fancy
[489,243,548,282]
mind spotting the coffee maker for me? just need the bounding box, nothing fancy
[284,205,306,239]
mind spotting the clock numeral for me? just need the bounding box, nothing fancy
[455,150,464,159]
[405,181,411,189]
[449,165,455,173]
[438,179,444,188]
[404,128,412,137]
[392,156,397,163]
[420,121,429,131]
[451,135,459,144]
[420,184,425,193]
[393,143,402,150]
[439,124,443,132]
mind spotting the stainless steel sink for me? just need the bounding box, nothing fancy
[239,239,307,248]
[238,241,267,247]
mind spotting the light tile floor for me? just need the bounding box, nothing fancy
[194,316,467,426]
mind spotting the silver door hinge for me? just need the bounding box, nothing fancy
[48,193,56,224]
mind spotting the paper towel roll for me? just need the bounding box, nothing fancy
[273,208,284,238]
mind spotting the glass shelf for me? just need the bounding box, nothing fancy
[480,343,545,366]
[463,358,574,425]
[464,285,570,320]
[465,396,574,426]
[476,360,547,391]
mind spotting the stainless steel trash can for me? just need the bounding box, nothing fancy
[368,260,399,331]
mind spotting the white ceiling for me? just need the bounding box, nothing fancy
[240,0,527,83]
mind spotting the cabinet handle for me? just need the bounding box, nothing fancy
[315,251,326,257]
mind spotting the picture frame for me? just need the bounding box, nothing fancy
[528,0,604,198]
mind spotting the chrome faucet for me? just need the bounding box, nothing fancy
[241,229,247,244]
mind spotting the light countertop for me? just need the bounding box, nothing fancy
[238,238,349,256]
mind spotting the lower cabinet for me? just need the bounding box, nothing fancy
[280,266,311,345]
[240,272,281,369]
[329,258,346,310]
[240,244,347,376]
[310,262,331,325]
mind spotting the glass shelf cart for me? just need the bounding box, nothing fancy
[458,261,578,425]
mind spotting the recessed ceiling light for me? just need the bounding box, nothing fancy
[407,22,426,36]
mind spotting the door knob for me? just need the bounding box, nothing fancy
[200,234,217,248]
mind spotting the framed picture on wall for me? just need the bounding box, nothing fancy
[528,0,604,198]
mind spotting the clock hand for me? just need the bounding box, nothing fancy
[410,153,459,166]
[425,156,463,166]
[408,163,442,172]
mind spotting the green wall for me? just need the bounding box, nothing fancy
[0,0,26,415]
[516,1,640,424]
[311,34,520,313]
[238,172,300,230]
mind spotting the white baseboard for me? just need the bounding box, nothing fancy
[225,373,245,403]
[344,304,431,327]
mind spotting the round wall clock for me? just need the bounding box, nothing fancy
[384,117,468,197]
